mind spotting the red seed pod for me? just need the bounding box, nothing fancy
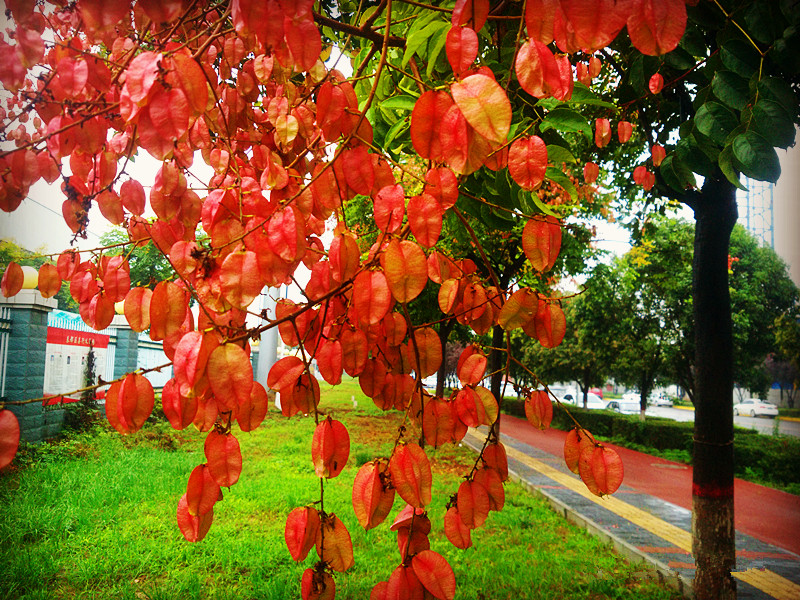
[311,417,350,479]
[524,389,553,430]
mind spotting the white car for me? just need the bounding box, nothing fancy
[606,399,641,415]
[733,398,779,418]
[649,392,673,407]
[561,392,606,409]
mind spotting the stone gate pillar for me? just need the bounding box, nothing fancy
[0,290,57,442]
[111,314,139,380]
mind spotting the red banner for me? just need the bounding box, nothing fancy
[46,328,110,349]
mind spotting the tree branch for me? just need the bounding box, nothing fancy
[313,11,406,50]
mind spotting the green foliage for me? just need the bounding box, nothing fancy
[99,228,175,289]
[510,267,616,398]
[543,218,800,401]
[734,433,800,494]
[0,240,75,310]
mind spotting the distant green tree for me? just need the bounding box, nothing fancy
[615,219,798,402]
[0,240,75,310]
[99,228,176,289]
[773,308,800,408]
[513,264,617,408]
[610,219,694,413]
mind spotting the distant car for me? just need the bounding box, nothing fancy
[562,392,606,409]
[606,399,640,415]
[622,392,639,403]
[649,392,673,407]
[733,398,779,418]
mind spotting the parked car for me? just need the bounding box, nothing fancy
[733,398,779,418]
[622,391,639,403]
[606,399,640,415]
[562,392,606,409]
[649,392,673,407]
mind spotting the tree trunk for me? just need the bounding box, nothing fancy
[435,318,455,398]
[690,176,737,600]
[488,324,506,438]
[639,374,650,423]
[489,323,505,402]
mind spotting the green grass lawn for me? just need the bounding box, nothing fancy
[0,379,680,600]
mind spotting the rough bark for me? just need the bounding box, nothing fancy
[489,323,505,403]
[435,318,456,398]
[689,176,737,600]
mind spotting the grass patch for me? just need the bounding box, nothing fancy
[1,379,680,600]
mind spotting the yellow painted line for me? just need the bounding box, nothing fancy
[479,432,800,600]
[496,437,693,551]
[734,569,800,600]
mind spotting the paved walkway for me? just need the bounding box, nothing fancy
[464,414,800,599]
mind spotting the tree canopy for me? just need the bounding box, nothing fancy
[518,217,799,411]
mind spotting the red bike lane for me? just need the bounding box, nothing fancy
[497,413,800,556]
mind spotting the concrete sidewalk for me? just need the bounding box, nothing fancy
[463,424,800,600]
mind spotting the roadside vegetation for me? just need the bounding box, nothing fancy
[0,380,681,600]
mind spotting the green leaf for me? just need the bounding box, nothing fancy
[720,40,760,78]
[380,95,418,111]
[402,20,447,67]
[750,99,796,149]
[539,108,592,140]
[382,117,410,150]
[756,77,799,115]
[691,130,721,163]
[731,131,781,183]
[492,171,515,210]
[545,167,578,203]
[718,144,748,191]
[457,192,483,218]
[659,155,696,191]
[546,144,577,166]
[480,203,515,231]
[694,101,738,144]
[743,2,785,44]
[675,136,715,178]
[664,47,696,71]
[425,24,450,79]
[531,192,560,218]
[711,71,750,111]
[521,190,560,218]
[679,23,708,56]
[569,84,618,109]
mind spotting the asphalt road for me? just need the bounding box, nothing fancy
[646,406,800,438]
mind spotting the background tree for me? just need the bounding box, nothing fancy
[773,308,800,408]
[0,240,76,310]
[513,264,617,408]
[764,353,798,408]
[596,218,798,407]
[99,228,178,289]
